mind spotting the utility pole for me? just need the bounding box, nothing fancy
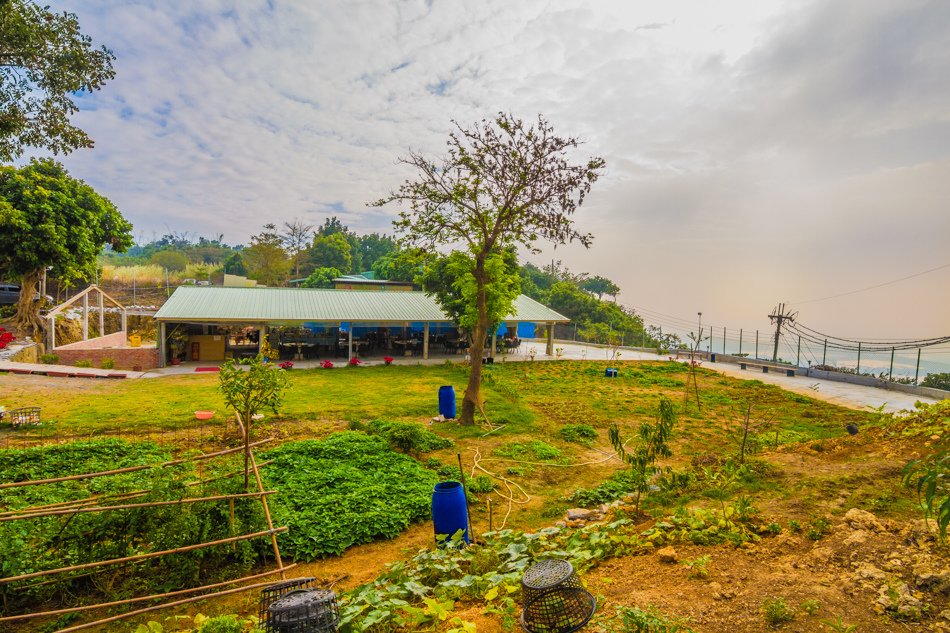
[768,303,797,363]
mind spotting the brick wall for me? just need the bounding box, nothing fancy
[54,347,160,370]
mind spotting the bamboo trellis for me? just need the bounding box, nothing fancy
[0,429,291,631]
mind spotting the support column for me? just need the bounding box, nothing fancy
[347,326,353,362]
[82,292,89,340]
[49,316,56,350]
[423,323,430,360]
[98,289,104,338]
[158,322,167,368]
[121,309,128,336]
[545,323,554,356]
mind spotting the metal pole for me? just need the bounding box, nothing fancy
[915,348,921,383]
[739,329,743,356]
[796,336,801,367]
[856,342,862,374]
[132,270,136,305]
[822,339,827,366]
[755,330,759,359]
[723,326,726,354]
[888,347,894,381]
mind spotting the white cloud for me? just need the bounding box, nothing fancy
[34,0,950,338]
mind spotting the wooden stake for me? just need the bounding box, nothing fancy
[0,438,275,489]
[457,452,475,544]
[0,528,286,584]
[235,412,286,579]
[53,576,297,633]
[0,564,297,622]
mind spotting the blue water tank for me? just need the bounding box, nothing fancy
[438,385,456,419]
[605,368,618,378]
[431,481,469,545]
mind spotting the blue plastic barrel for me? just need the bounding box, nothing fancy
[431,481,469,545]
[438,385,456,419]
[605,368,618,378]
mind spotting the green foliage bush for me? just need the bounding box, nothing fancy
[100,357,115,369]
[366,419,453,454]
[567,470,637,507]
[762,596,795,626]
[559,423,598,445]
[921,372,950,390]
[494,440,561,461]
[39,353,59,364]
[73,359,92,367]
[607,604,696,632]
[262,433,439,559]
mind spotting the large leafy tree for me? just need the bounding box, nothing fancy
[0,159,132,333]
[376,113,604,425]
[309,232,352,273]
[580,275,620,300]
[0,0,116,160]
[244,224,289,286]
[301,266,342,289]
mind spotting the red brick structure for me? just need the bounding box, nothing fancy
[54,333,160,370]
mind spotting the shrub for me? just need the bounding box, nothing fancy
[903,446,949,542]
[99,358,115,369]
[613,605,696,632]
[348,357,361,366]
[800,599,821,616]
[467,475,496,494]
[321,360,334,369]
[762,596,795,626]
[367,419,453,455]
[559,423,598,445]
[40,353,60,364]
[196,614,248,633]
[74,359,92,368]
[807,516,830,540]
[494,440,561,461]
[921,372,950,390]
[383,356,394,365]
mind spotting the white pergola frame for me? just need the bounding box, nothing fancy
[45,284,128,350]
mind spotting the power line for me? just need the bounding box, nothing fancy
[790,262,950,305]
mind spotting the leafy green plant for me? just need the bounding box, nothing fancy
[766,522,782,535]
[567,470,638,508]
[73,359,92,368]
[608,397,677,513]
[800,599,821,615]
[560,424,598,445]
[788,520,801,533]
[494,440,561,461]
[99,357,115,369]
[807,516,831,541]
[681,555,710,579]
[367,419,453,455]
[604,604,695,632]
[467,475,495,494]
[762,596,795,626]
[820,615,858,632]
[903,447,949,542]
[921,372,950,390]
[39,353,59,364]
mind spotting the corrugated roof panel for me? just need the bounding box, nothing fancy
[154,287,568,323]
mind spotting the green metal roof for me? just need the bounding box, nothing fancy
[154,287,568,324]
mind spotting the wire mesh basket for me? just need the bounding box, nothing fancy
[520,587,596,633]
[265,589,340,633]
[520,560,595,633]
[258,577,319,631]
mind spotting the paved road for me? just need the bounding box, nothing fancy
[546,340,938,413]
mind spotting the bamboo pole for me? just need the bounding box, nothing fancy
[0,438,275,489]
[0,528,286,584]
[0,491,277,522]
[0,460,275,517]
[0,564,297,622]
[235,412,286,580]
[53,576,298,633]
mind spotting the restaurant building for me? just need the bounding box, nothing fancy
[153,286,568,367]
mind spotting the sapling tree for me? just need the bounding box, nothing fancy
[608,397,677,514]
[683,327,708,411]
[219,355,290,490]
[375,112,604,425]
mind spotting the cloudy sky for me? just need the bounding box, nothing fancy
[43,0,950,345]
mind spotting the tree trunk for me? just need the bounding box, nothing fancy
[460,256,489,426]
[14,269,43,337]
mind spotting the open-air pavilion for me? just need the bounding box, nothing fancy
[153,287,569,367]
